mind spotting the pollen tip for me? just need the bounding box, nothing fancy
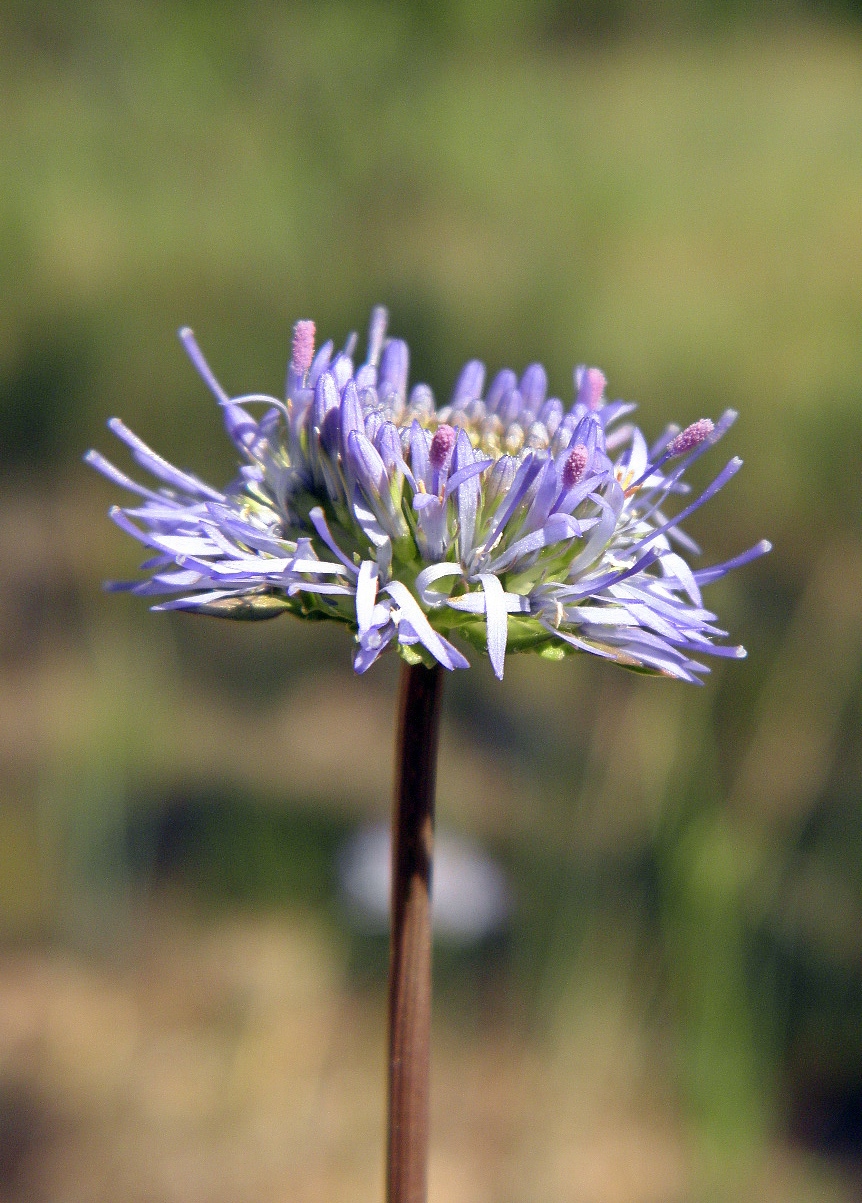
[577,367,606,411]
[562,443,589,490]
[667,417,714,456]
[429,423,457,469]
[366,306,389,366]
[371,303,388,323]
[291,320,316,377]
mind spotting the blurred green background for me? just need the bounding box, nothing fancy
[1,1,861,1200]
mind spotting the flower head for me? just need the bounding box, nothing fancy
[87,307,769,682]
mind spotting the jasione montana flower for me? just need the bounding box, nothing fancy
[87,307,769,682]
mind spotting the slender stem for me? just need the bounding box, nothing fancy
[387,661,444,1203]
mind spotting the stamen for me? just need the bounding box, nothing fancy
[291,320,316,378]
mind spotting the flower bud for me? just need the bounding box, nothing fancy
[451,360,486,409]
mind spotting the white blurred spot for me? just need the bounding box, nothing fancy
[338,823,511,943]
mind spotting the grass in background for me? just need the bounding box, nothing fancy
[1,3,861,1199]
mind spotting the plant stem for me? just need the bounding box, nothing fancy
[387,660,443,1203]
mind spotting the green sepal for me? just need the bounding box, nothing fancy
[397,642,434,669]
[537,642,569,661]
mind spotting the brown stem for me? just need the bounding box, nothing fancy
[386,660,443,1203]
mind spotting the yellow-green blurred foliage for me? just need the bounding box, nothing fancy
[1,2,861,1200]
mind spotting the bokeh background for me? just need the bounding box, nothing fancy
[1,2,861,1200]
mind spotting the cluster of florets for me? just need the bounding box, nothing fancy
[87,307,769,681]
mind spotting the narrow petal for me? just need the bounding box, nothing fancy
[347,430,387,498]
[483,453,542,552]
[384,581,470,671]
[451,428,481,559]
[485,513,581,576]
[218,400,262,453]
[153,588,244,611]
[108,420,225,501]
[660,552,702,607]
[355,560,379,633]
[339,379,365,461]
[409,421,431,491]
[443,458,493,500]
[85,450,169,503]
[693,539,772,586]
[179,328,230,404]
[445,590,529,615]
[415,563,463,606]
[354,625,396,673]
[308,507,359,575]
[477,572,508,680]
[626,458,743,557]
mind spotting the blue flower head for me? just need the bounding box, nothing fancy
[87,308,769,682]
